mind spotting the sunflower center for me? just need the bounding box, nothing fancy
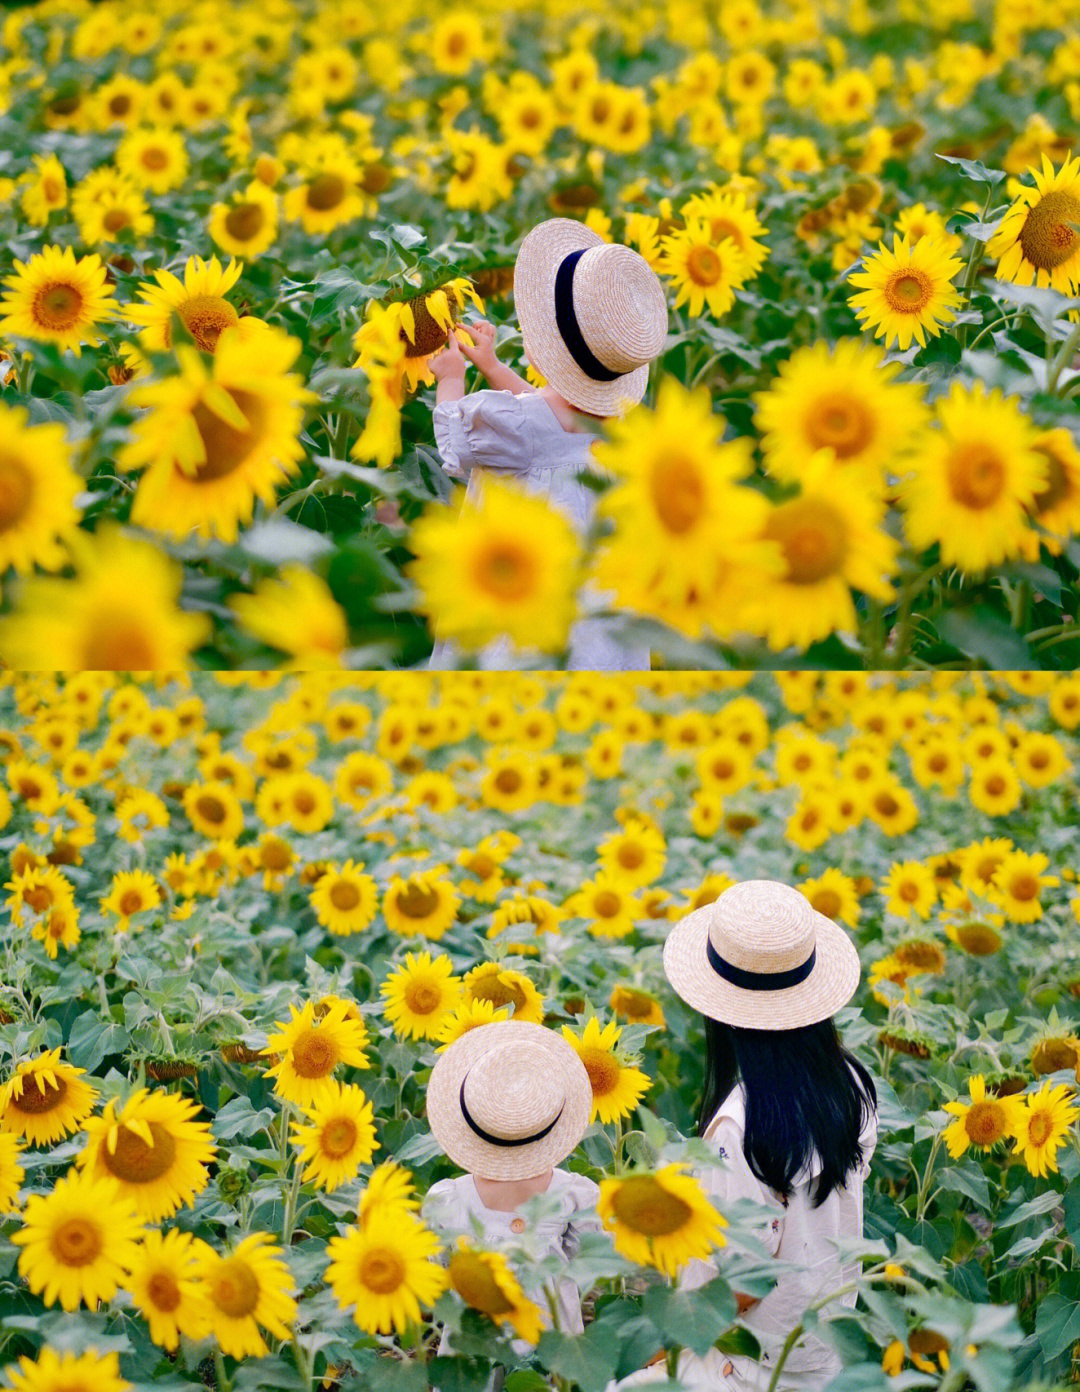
[80,619,159,670]
[307,173,347,212]
[469,853,498,879]
[196,794,228,825]
[470,976,522,1010]
[619,990,654,1019]
[651,453,706,534]
[359,1247,405,1294]
[361,162,392,194]
[402,295,455,358]
[33,281,85,331]
[578,1045,620,1097]
[224,203,266,242]
[174,294,240,353]
[141,147,169,171]
[396,884,441,918]
[329,880,361,911]
[262,840,291,871]
[118,889,147,916]
[806,394,873,458]
[885,269,932,311]
[1031,448,1071,513]
[51,1217,104,1267]
[1019,190,1080,270]
[13,1075,66,1114]
[594,890,623,917]
[0,455,33,531]
[618,843,645,869]
[610,1175,692,1236]
[1028,1110,1054,1145]
[212,1257,261,1317]
[964,1100,1008,1146]
[103,208,130,233]
[811,889,842,918]
[494,769,522,794]
[290,1027,340,1079]
[102,1121,178,1183]
[321,1116,358,1158]
[449,1251,515,1314]
[686,245,723,286]
[147,1270,182,1312]
[472,541,537,602]
[191,388,270,482]
[763,497,848,584]
[947,444,1006,510]
[1009,874,1039,901]
[404,980,442,1014]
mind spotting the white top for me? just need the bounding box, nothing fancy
[428,390,650,671]
[422,1168,601,1352]
[680,1080,877,1390]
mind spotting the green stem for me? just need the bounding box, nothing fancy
[915,1130,944,1225]
[1047,321,1080,395]
[214,1349,232,1392]
[281,1147,304,1246]
[765,1281,859,1392]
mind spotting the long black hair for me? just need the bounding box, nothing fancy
[697,1016,877,1208]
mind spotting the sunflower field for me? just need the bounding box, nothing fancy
[2,0,1080,670]
[1,669,1080,1392]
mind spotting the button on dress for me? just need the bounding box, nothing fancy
[428,389,651,671]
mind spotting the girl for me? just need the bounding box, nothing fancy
[660,878,878,1391]
[426,217,668,671]
[422,1019,600,1355]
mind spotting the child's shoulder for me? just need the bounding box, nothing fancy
[551,1167,600,1210]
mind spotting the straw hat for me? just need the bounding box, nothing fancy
[426,1021,592,1180]
[663,880,861,1030]
[513,218,668,416]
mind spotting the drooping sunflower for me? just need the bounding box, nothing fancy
[75,1088,216,1222]
[126,255,252,353]
[1012,1083,1079,1178]
[121,324,315,544]
[382,869,461,940]
[4,1348,130,1392]
[0,1049,98,1146]
[941,1075,1026,1158]
[262,999,370,1107]
[462,961,545,1023]
[12,1169,144,1312]
[847,234,965,350]
[325,1209,448,1334]
[753,339,929,486]
[123,1228,213,1350]
[561,1017,650,1123]
[194,1231,297,1360]
[310,860,378,935]
[899,381,1046,573]
[447,1239,545,1344]
[656,218,748,317]
[380,950,463,1040]
[353,277,483,404]
[987,153,1080,294]
[408,478,581,655]
[289,1080,378,1191]
[0,403,81,576]
[0,244,116,353]
[598,1164,727,1277]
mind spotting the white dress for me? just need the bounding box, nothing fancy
[422,1168,601,1355]
[428,390,651,672]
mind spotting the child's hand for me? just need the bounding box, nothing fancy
[459,319,498,372]
[430,334,466,382]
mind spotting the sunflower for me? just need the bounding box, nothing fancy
[289,1080,378,1191]
[1020,429,1080,557]
[561,1017,650,1124]
[564,873,642,939]
[1012,1084,1079,1178]
[4,1349,130,1392]
[380,950,462,1040]
[408,479,580,655]
[989,849,1059,923]
[462,962,545,1023]
[988,153,1080,294]
[798,868,861,928]
[864,779,920,836]
[743,450,898,652]
[184,780,244,841]
[0,525,211,671]
[124,1228,213,1349]
[325,1209,447,1334]
[598,1165,727,1277]
[1014,730,1070,787]
[75,1088,216,1221]
[447,1239,544,1344]
[941,1075,1026,1158]
[310,860,378,935]
[968,759,1023,817]
[0,1049,98,1145]
[847,235,964,350]
[899,381,1045,573]
[0,402,82,576]
[753,339,929,486]
[596,822,667,888]
[680,186,770,273]
[357,1161,421,1227]
[283,163,366,235]
[657,218,748,317]
[609,985,666,1027]
[263,1000,370,1108]
[0,1131,25,1213]
[353,278,483,404]
[115,126,189,193]
[100,868,161,928]
[195,1232,297,1359]
[488,894,564,939]
[881,861,938,919]
[0,245,116,353]
[383,870,461,940]
[12,1169,144,1311]
[430,9,488,74]
[209,181,279,259]
[121,324,314,544]
[126,255,251,354]
[435,998,511,1049]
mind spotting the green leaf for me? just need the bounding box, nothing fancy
[536,1327,619,1392]
[935,154,1006,186]
[937,606,1033,667]
[935,1164,992,1211]
[998,1189,1063,1228]
[1036,1293,1080,1360]
[642,1279,737,1357]
[65,1011,127,1072]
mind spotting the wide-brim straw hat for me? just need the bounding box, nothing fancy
[427,1020,592,1180]
[514,218,668,416]
[663,879,861,1030]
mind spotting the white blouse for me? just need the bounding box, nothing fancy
[428,390,651,672]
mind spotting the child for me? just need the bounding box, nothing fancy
[426,218,668,671]
[658,879,879,1391]
[422,1019,600,1354]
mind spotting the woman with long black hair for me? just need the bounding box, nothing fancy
[660,878,878,1391]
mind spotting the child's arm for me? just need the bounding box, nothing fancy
[430,334,467,403]
[460,319,536,395]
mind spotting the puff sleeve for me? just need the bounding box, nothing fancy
[432,390,534,479]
